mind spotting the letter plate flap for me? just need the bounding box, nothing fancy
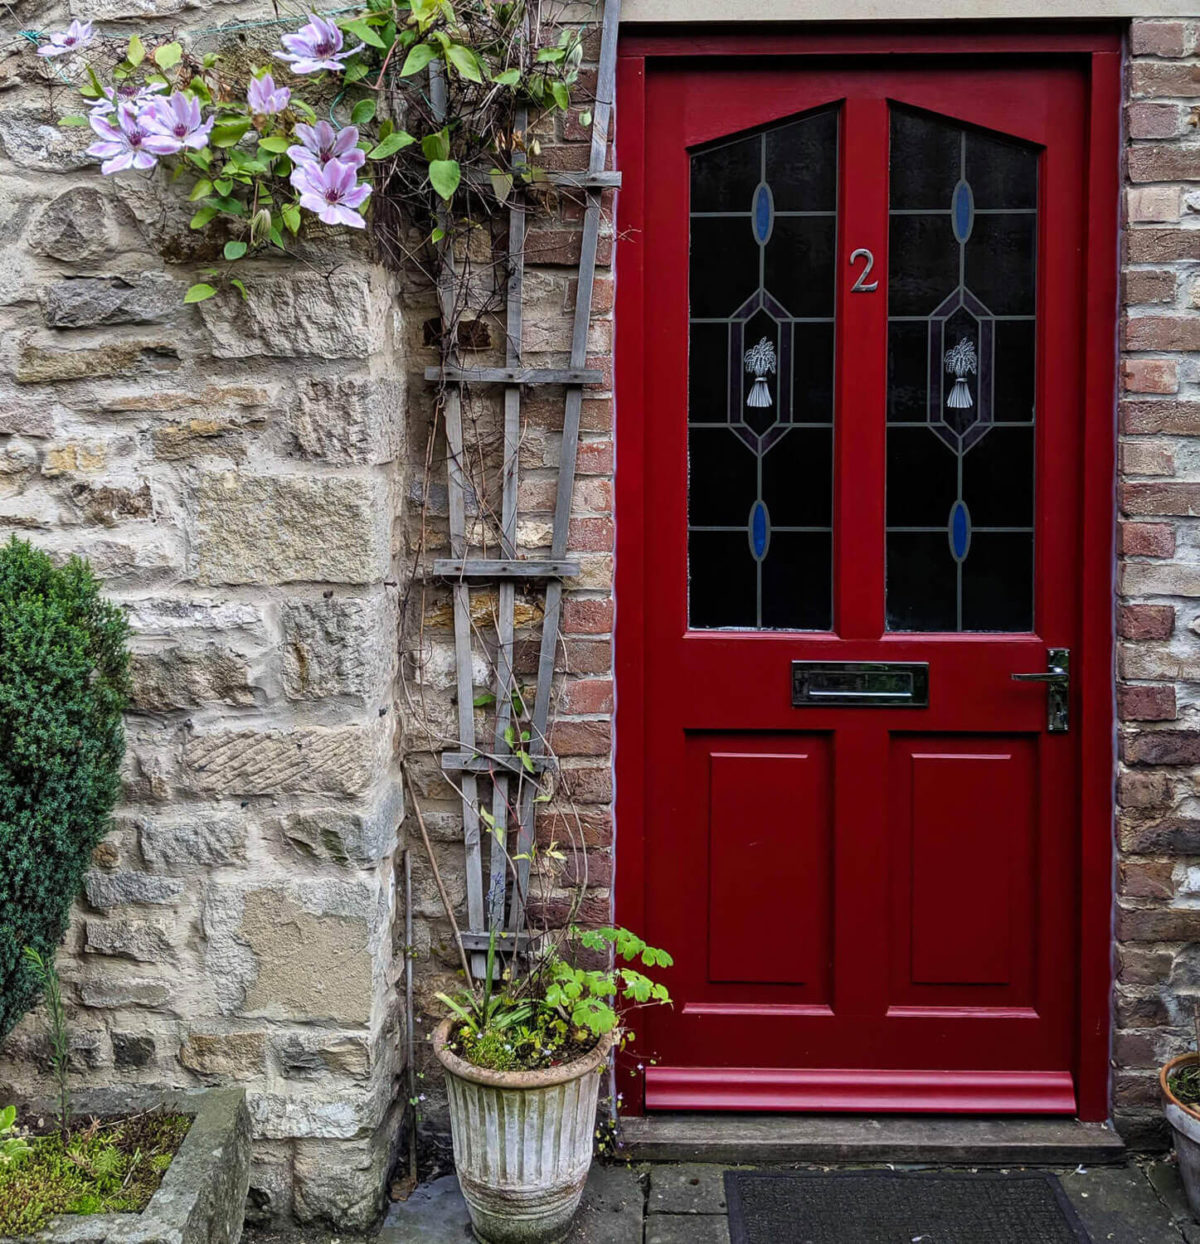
[791,661,929,708]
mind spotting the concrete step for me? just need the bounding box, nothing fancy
[620,1115,1128,1167]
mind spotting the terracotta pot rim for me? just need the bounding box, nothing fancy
[432,1016,616,1089]
[1161,1052,1200,1123]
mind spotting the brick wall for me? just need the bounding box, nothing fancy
[1118,16,1200,1147]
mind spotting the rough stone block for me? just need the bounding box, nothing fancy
[79,976,172,1009]
[293,376,403,465]
[202,881,384,1023]
[194,471,391,586]
[199,271,389,360]
[16,337,180,384]
[183,719,390,797]
[84,870,183,909]
[0,106,94,171]
[125,597,267,643]
[131,645,254,711]
[112,1033,156,1068]
[84,918,174,963]
[139,812,248,869]
[180,1031,267,1080]
[274,1031,372,1081]
[27,187,120,263]
[293,1124,397,1230]
[273,787,402,866]
[42,275,182,328]
[281,594,394,702]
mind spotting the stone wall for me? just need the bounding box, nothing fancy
[1117,16,1200,1147]
[0,0,408,1228]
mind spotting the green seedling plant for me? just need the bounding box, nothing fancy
[22,948,71,1145]
[0,1108,30,1170]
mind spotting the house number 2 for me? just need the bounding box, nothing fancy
[850,248,878,293]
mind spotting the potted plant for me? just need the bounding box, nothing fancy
[433,925,671,1244]
[1162,1037,1200,1221]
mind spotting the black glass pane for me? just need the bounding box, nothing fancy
[765,111,839,211]
[962,534,1034,631]
[886,106,1039,633]
[762,534,832,629]
[688,107,838,631]
[887,533,956,632]
[690,532,757,628]
[764,218,837,317]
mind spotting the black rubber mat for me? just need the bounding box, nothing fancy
[724,1170,1091,1244]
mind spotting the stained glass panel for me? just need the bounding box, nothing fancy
[886,106,1039,633]
[688,107,839,630]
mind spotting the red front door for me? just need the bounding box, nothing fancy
[616,51,1113,1115]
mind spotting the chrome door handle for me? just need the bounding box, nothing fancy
[1011,647,1070,734]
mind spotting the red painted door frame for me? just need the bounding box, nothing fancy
[613,26,1120,1121]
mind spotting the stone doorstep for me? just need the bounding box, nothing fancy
[618,1115,1127,1166]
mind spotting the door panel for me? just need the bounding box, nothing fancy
[623,56,1093,1113]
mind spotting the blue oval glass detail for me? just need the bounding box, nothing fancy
[948,500,971,563]
[752,182,774,245]
[749,499,770,562]
[951,178,974,244]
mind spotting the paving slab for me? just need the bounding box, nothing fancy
[645,1214,731,1244]
[1060,1162,1186,1244]
[377,1175,472,1243]
[647,1164,729,1216]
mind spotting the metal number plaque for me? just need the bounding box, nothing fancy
[792,661,929,708]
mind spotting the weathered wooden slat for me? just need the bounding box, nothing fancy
[424,366,603,385]
[443,751,556,776]
[433,558,580,579]
[459,930,535,953]
[461,167,621,190]
[511,0,622,931]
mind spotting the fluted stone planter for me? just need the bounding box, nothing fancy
[1162,1053,1200,1222]
[433,1019,614,1244]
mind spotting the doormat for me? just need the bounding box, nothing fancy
[724,1170,1090,1244]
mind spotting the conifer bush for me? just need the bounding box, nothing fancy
[0,538,129,1039]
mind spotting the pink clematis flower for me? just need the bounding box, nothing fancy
[140,92,215,154]
[86,104,162,175]
[291,157,371,228]
[38,20,94,58]
[275,15,363,75]
[89,80,169,116]
[287,120,364,170]
[247,72,291,116]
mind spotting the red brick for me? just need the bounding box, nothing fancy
[1117,769,1171,808]
[1127,229,1200,263]
[1118,944,1174,984]
[536,807,613,848]
[1111,1030,1164,1070]
[568,274,614,315]
[577,440,614,475]
[1116,990,1172,1029]
[549,720,610,757]
[1120,858,1176,900]
[558,764,612,804]
[1113,1071,1163,1107]
[1122,481,1200,516]
[526,893,611,927]
[1132,61,1200,99]
[563,189,616,222]
[562,598,614,633]
[1125,268,1178,305]
[522,395,612,433]
[1118,603,1175,641]
[1131,21,1189,58]
[1124,315,1200,351]
[1119,684,1178,722]
[1122,400,1200,434]
[1120,442,1175,476]
[560,849,613,888]
[560,678,613,714]
[1122,358,1179,394]
[1125,729,1200,765]
[1120,523,1176,557]
[568,516,613,552]
[1120,818,1200,854]
[1117,902,1200,942]
[516,638,611,676]
[525,228,613,267]
[1127,102,1185,140]
[1129,146,1200,185]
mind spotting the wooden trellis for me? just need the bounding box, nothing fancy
[428,0,621,976]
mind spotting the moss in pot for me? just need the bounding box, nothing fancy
[433,926,672,1244]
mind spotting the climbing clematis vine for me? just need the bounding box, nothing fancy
[85,104,164,175]
[291,157,371,228]
[275,15,363,75]
[247,72,291,116]
[287,121,365,170]
[140,92,215,154]
[38,20,94,57]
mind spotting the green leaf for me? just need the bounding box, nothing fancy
[188,178,214,201]
[473,692,497,708]
[153,41,182,69]
[341,17,387,48]
[446,44,483,83]
[189,205,218,229]
[258,135,290,153]
[184,283,217,304]
[421,128,450,162]
[579,110,593,128]
[430,226,445,243]
[58,115,89,127]
[400,44,437,76]
[350,97,377,126]
[536,46,565,63]
[211,120,251,148]
[551,82,569,111]
[492,67,521,86]
[223,240,247,261]
[489,169,513,202]
[368,130,415,159]
[127,35,146,67]
[230,278,249,301]
[343,60,370,84]
[282,203,301,235]
[212,196,245,216]
[213,178,233,196]
[520,751,535,774]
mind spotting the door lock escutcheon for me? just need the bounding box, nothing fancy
[1011,647,1070,734]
